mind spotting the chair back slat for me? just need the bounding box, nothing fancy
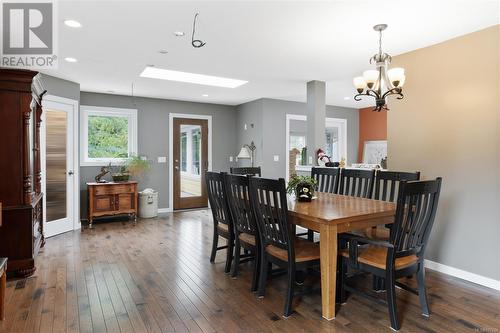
[225,174,256,236]
[230,167,262,177]
[374,171,421,202]
[311,167,340,194]
[338,169,375,198]
[391,178,442,258]
[206,172,231,228]
[249,178,291,252]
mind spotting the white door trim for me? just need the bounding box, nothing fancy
[41,95,80,237]
[168,113,212,211]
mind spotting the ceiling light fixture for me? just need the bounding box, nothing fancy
[64,19,82,28]
[64,57,78,63]
[140,66,248,88]
[202,94,209,97]
[174,31,185,37]
[353,24,405,112]
[158,50,168,54]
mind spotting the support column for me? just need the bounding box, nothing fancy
[306,80,326,165]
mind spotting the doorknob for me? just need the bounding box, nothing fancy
[175,166,179,170]
[68,170,74,175]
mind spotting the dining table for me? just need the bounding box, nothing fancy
[287,192,396,320]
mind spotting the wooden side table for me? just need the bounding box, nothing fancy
[87,181,138,229]
[0,258,7,321]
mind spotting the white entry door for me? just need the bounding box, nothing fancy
[41,96,80,237]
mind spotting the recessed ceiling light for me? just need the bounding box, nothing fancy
[140,66,248,88]
[343,96,350,100]
[106,90,115,93]
[202,94,209,97]
[64,19,82,28]
[64,57,78,63]
[174,31,185,37]
[158,50,168,54]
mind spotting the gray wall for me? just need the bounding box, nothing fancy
[235,99,264,168]
[250,98,358,179]
[40,74,80,101]
[80,92,237,217]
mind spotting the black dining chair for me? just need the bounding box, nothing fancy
[367,170,422,240]
[206,171,234,273]
[224,173,260,292]
[304,167,342,241]
[368,170,422,290]
[339,178,442,331]
[338,169,375,198]
[312,167,341,194]
[230,166,262,177]
[249,177,320,317]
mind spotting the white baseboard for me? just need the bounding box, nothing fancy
[424,259,500,291]
[157,207,172,214]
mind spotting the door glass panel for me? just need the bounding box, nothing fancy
[289,119,307,166]
[180,124,202,197]
[46,110,67,221]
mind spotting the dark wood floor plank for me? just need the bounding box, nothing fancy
[1,210,499,333]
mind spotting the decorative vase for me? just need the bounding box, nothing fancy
[295,182,314,202]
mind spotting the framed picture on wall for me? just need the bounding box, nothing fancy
[362,140,387,164]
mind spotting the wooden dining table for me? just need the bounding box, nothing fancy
[287,192,396,320]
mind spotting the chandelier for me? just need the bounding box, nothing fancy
[353,24,405,112]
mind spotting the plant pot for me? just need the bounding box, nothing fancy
[112,173,130,182]
[295,182,314,202]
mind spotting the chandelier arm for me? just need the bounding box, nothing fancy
[382,88,403,100]
[366,89,381,99]
[353,93,369,101]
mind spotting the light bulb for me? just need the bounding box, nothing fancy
[363,70,379,88]
[353,76,366,93]
[387,67,405,87]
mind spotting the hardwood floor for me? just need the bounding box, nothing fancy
[1,210,499,333]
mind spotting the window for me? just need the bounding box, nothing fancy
[191,128,201,175]
[289,134,307,165]
[180,132,187,171]
[80,106,137,166]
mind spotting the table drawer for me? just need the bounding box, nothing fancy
[94,184,135,195]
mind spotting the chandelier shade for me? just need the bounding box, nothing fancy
[353,24,405,112]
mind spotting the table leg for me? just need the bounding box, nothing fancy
[320,224,338,320]
[0,270,5,321]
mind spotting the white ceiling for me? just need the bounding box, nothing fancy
[42,0,499,108]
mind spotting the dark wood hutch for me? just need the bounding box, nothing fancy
[0,69,46,277]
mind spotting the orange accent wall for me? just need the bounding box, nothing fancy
[358,107,387,162]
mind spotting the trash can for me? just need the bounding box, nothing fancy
[138,188,158,218]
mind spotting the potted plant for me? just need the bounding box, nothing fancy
[286,175,317,202]
[111,165,130,182]
[111,155,151,182]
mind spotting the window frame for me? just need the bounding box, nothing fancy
[80,105,138,166]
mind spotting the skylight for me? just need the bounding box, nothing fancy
[139,67,248,88]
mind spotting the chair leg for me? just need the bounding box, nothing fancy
[284,263,295,318]
[251,247,260,292]
[257,253,268,298]
[416,266,430,317]
[386,270,400,331]
[225,236,234,274]
[210,229,218,263]
[373,275,386,292]
[231,238,241,278]
[307,229,314,242]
